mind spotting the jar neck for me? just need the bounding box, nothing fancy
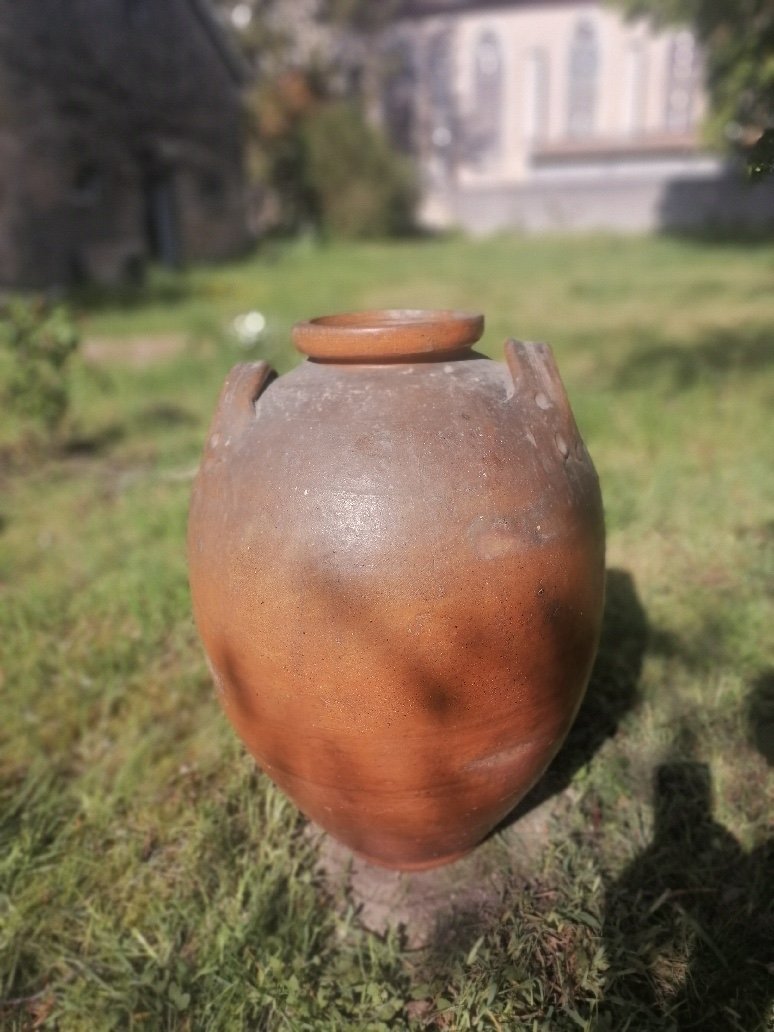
[291,309,484,363]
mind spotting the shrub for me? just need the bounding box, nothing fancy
[0,298,80,444]
[247,69,325,236]
[302,101,417,239]
[249,70,417,239]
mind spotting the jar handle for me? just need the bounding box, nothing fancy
[208,361,275,441]
[504,339,582,458]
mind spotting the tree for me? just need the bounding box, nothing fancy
[210,0,417,235]
[320,0,404,32]
[610,0,774,176]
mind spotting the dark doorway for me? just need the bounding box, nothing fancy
[141,154,181,267]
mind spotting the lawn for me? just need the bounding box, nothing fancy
[1,234,772,1030]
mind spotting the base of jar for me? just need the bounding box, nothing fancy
[351,846,473,872]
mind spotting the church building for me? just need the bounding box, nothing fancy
[381,0,774,232]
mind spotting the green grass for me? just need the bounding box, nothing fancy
[1,234,773,1030]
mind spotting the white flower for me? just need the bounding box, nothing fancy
[231,310,267,348]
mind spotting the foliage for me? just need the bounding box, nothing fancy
[1,236,773,1028]
[248,74,417,238]
[0,298,80,443]
[748,126,774,180]
[213,0,417,237]
[212,0,401,64]
[302,101,417,238]
[320,0,405,32]
[247,68,325,234]
[610,0,774,170]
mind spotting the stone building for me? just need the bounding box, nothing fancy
[0,0,249,289]
[381,0,774,232]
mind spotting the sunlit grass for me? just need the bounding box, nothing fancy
[1,234,772,1029]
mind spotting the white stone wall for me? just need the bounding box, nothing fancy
[398,1,707,188]
[455,3,705,183]
[383,0,752,232]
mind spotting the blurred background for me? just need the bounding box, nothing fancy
[0,0,773,290]
[1,2,772,1029]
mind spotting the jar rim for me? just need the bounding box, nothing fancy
[292,309,485,362]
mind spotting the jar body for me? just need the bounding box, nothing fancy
[188,335,605,869]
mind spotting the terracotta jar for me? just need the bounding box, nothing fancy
[188,310,605,870]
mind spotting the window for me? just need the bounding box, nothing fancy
[567,21,599,138]
[71,162,103,206]
[200,172,226,212]
[622,42,646,134]
[471,30,504,163]
[524,48,549,144]
[665,31,698,132]
[383,39,417,154]
[426,29,456,157]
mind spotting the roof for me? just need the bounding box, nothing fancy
[185,0,250,84]
[399,0,596,16]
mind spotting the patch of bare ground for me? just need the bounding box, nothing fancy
[82,334,188,367]
[308,793,563,950]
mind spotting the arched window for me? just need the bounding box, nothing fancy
[665,31,698,132]
[383,39,417,154]
[567,20,599,138]
[471,30,504,163]
[426,29,456,159]
[524,48,549,144]
[622,42,646,134]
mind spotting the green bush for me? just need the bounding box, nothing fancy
[302,101,417,239]
[0,298,80,443]
[247,68,417,240]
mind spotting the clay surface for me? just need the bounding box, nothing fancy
[188,310,605,870]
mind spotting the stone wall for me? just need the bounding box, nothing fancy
[424,167,774,234]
